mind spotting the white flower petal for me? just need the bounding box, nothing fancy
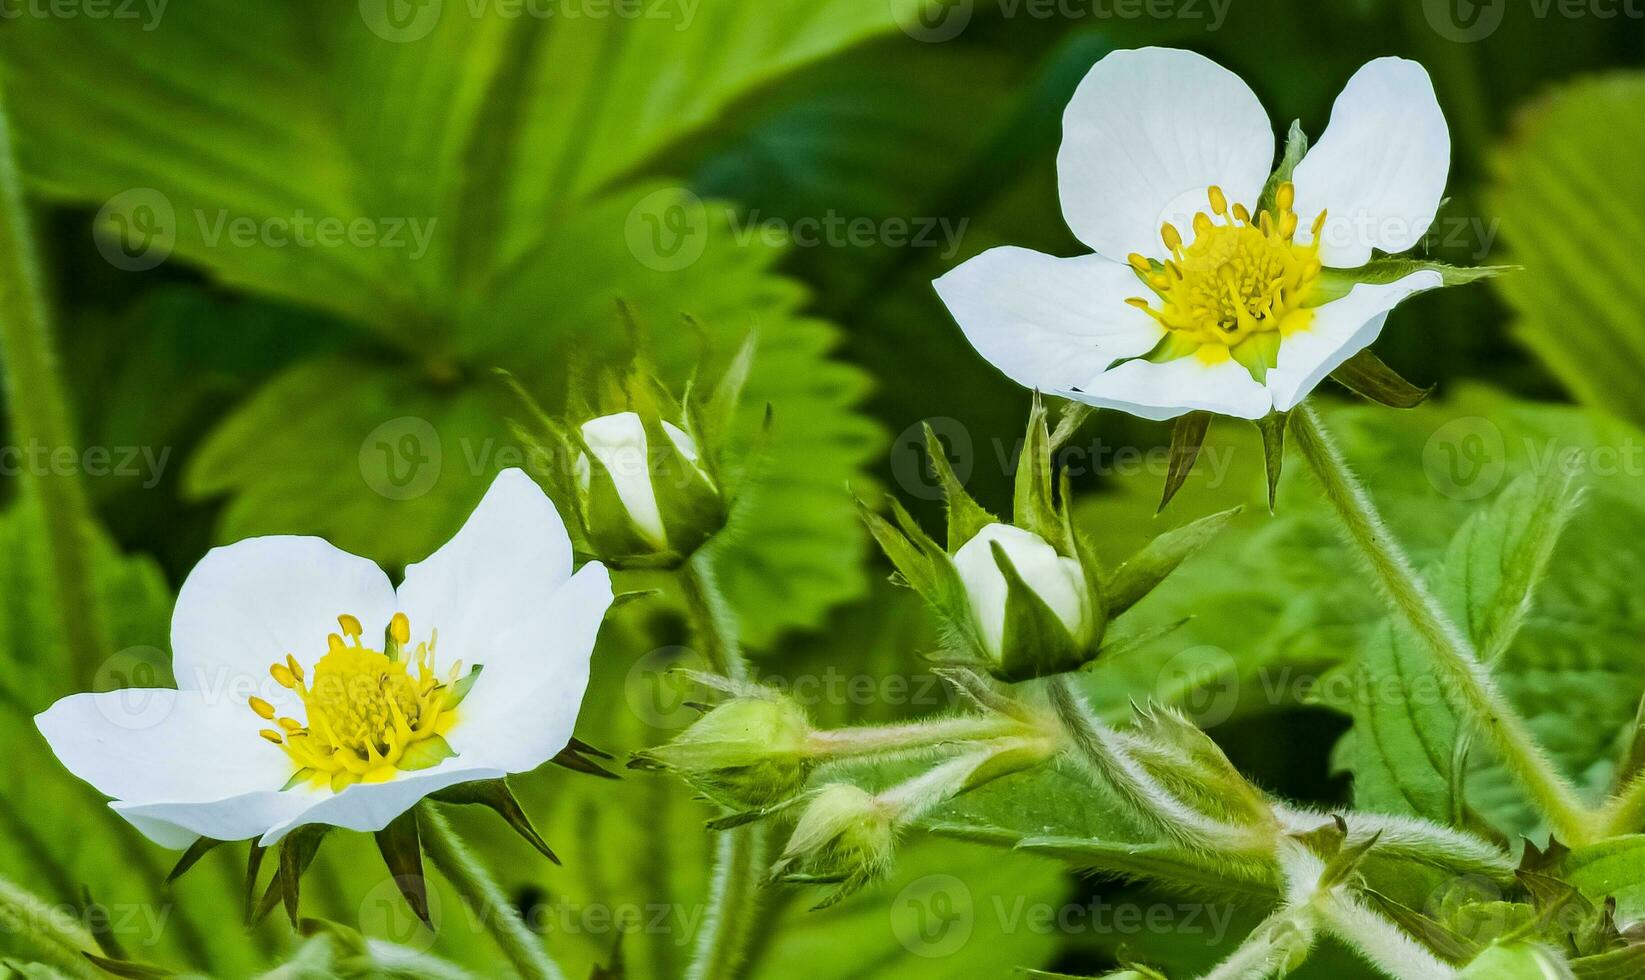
[1061,354,1272,422]
[1058,47,1274,262]
[933,247,1165,392]
[576,413,700,550]
[1291,58,1451,268]
[114,790,315,848]
[170,536,395,706]
[952,524,1089,660]
[447,562,611,774]
[35,690,291,804]
[1267,271,1442,412]
[396,468,575,682]
[257,766,505,846]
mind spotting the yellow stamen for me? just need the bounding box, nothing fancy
[1124,186,1324,355]
[250,612,473,794]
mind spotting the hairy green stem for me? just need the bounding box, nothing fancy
[1198,905,1316,980]
[418,805,564,980]
[681,550,765,980]
[0,874,101,979]
[0,81,110,688]
[1290,404,1595,845]
[806,715,1032,759]
[1050,677,1274,858]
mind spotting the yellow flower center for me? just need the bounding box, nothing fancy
[1126,183,1326,372]
[250,612,476,793]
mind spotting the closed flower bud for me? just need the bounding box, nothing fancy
[576,411,723,561]
[631,695,812,810]
[771,784,896,899]
[952,523,1093,665]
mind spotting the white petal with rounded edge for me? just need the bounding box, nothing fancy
[1058,47,1274,262]
[445,562,611,774]
[934,247,1164,392]
[1061,354,1273,422]
[396,468,575,684]
[1291,58,1450,268]
[114,789,316,847]
[170,537,394,708]
[36,690,292,804]
[257,766,505,845]
[1267,271,1442,412]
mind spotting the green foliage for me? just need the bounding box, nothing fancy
[1492,71,1645,432]
[0,4,916,648]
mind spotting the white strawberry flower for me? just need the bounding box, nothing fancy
[935,47,1451,421]
[36,468,611,849]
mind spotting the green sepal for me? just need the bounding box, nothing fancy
[1136,330,1200,365]
[1059,470,1109,648]
[1256,412,1289,513]
[858,494,988,663]
[697,329,756,451]
[279,768,314,792]
[1230,331,1281,384]
[1257,120,1309,216]
[1330,348,1432,409]
[244,842,268,927]
[1361,889,1480,963]
[433,778,560,865]
[923,421,995,550]
[551,737,620,780]
[1131,704,1271,828]
[1049,402,1096,451]
[256,824,329,927]
[856,495,941,596]
[164,837,224,886]
[444,664,484,710]
[374,808,431,928]
[397,734,458,772]
[1103,507,1242,616]
[1311,258,1515,305]
[1013,393,1063,546]
[992,541,1082,680]
[80,953,176,979]
[79,885,128,961]
[636,403,723,559]
[1159,411,1210,513]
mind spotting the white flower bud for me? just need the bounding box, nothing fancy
[576,411,704,550]
[951,523,1091,661]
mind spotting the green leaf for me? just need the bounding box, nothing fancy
[1563,836,1645,923]
[1490,72,1645,431]
[0,5,902,648]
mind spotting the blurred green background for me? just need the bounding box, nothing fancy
[1,0,1643,976]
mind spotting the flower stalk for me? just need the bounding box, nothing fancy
[680,550,766,980]
[418,804,565,980]
[1290,404,1597,845]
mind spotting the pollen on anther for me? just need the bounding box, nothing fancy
[338,614,363,638]
[249,696,276,719]
[1160,222,1183,254]
[1276,182,1295,213]
[259,729,284,745]
[286,654,305,682]
[278,717,302,733]
[270,664,297,689]
[1127,253,1151,275]
[1208,186,1228,216]
[390,612,411,646]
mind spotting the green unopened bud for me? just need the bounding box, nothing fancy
[952,523,1094,670]
[771,784,896,903]
[631,695,812,809]
[576,411,724,563]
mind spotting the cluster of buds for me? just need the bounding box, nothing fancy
[507,329,758,570]
[635,669,1060,905]
[861,395,1236,681]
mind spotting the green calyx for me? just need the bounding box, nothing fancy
[629,691,815,810]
